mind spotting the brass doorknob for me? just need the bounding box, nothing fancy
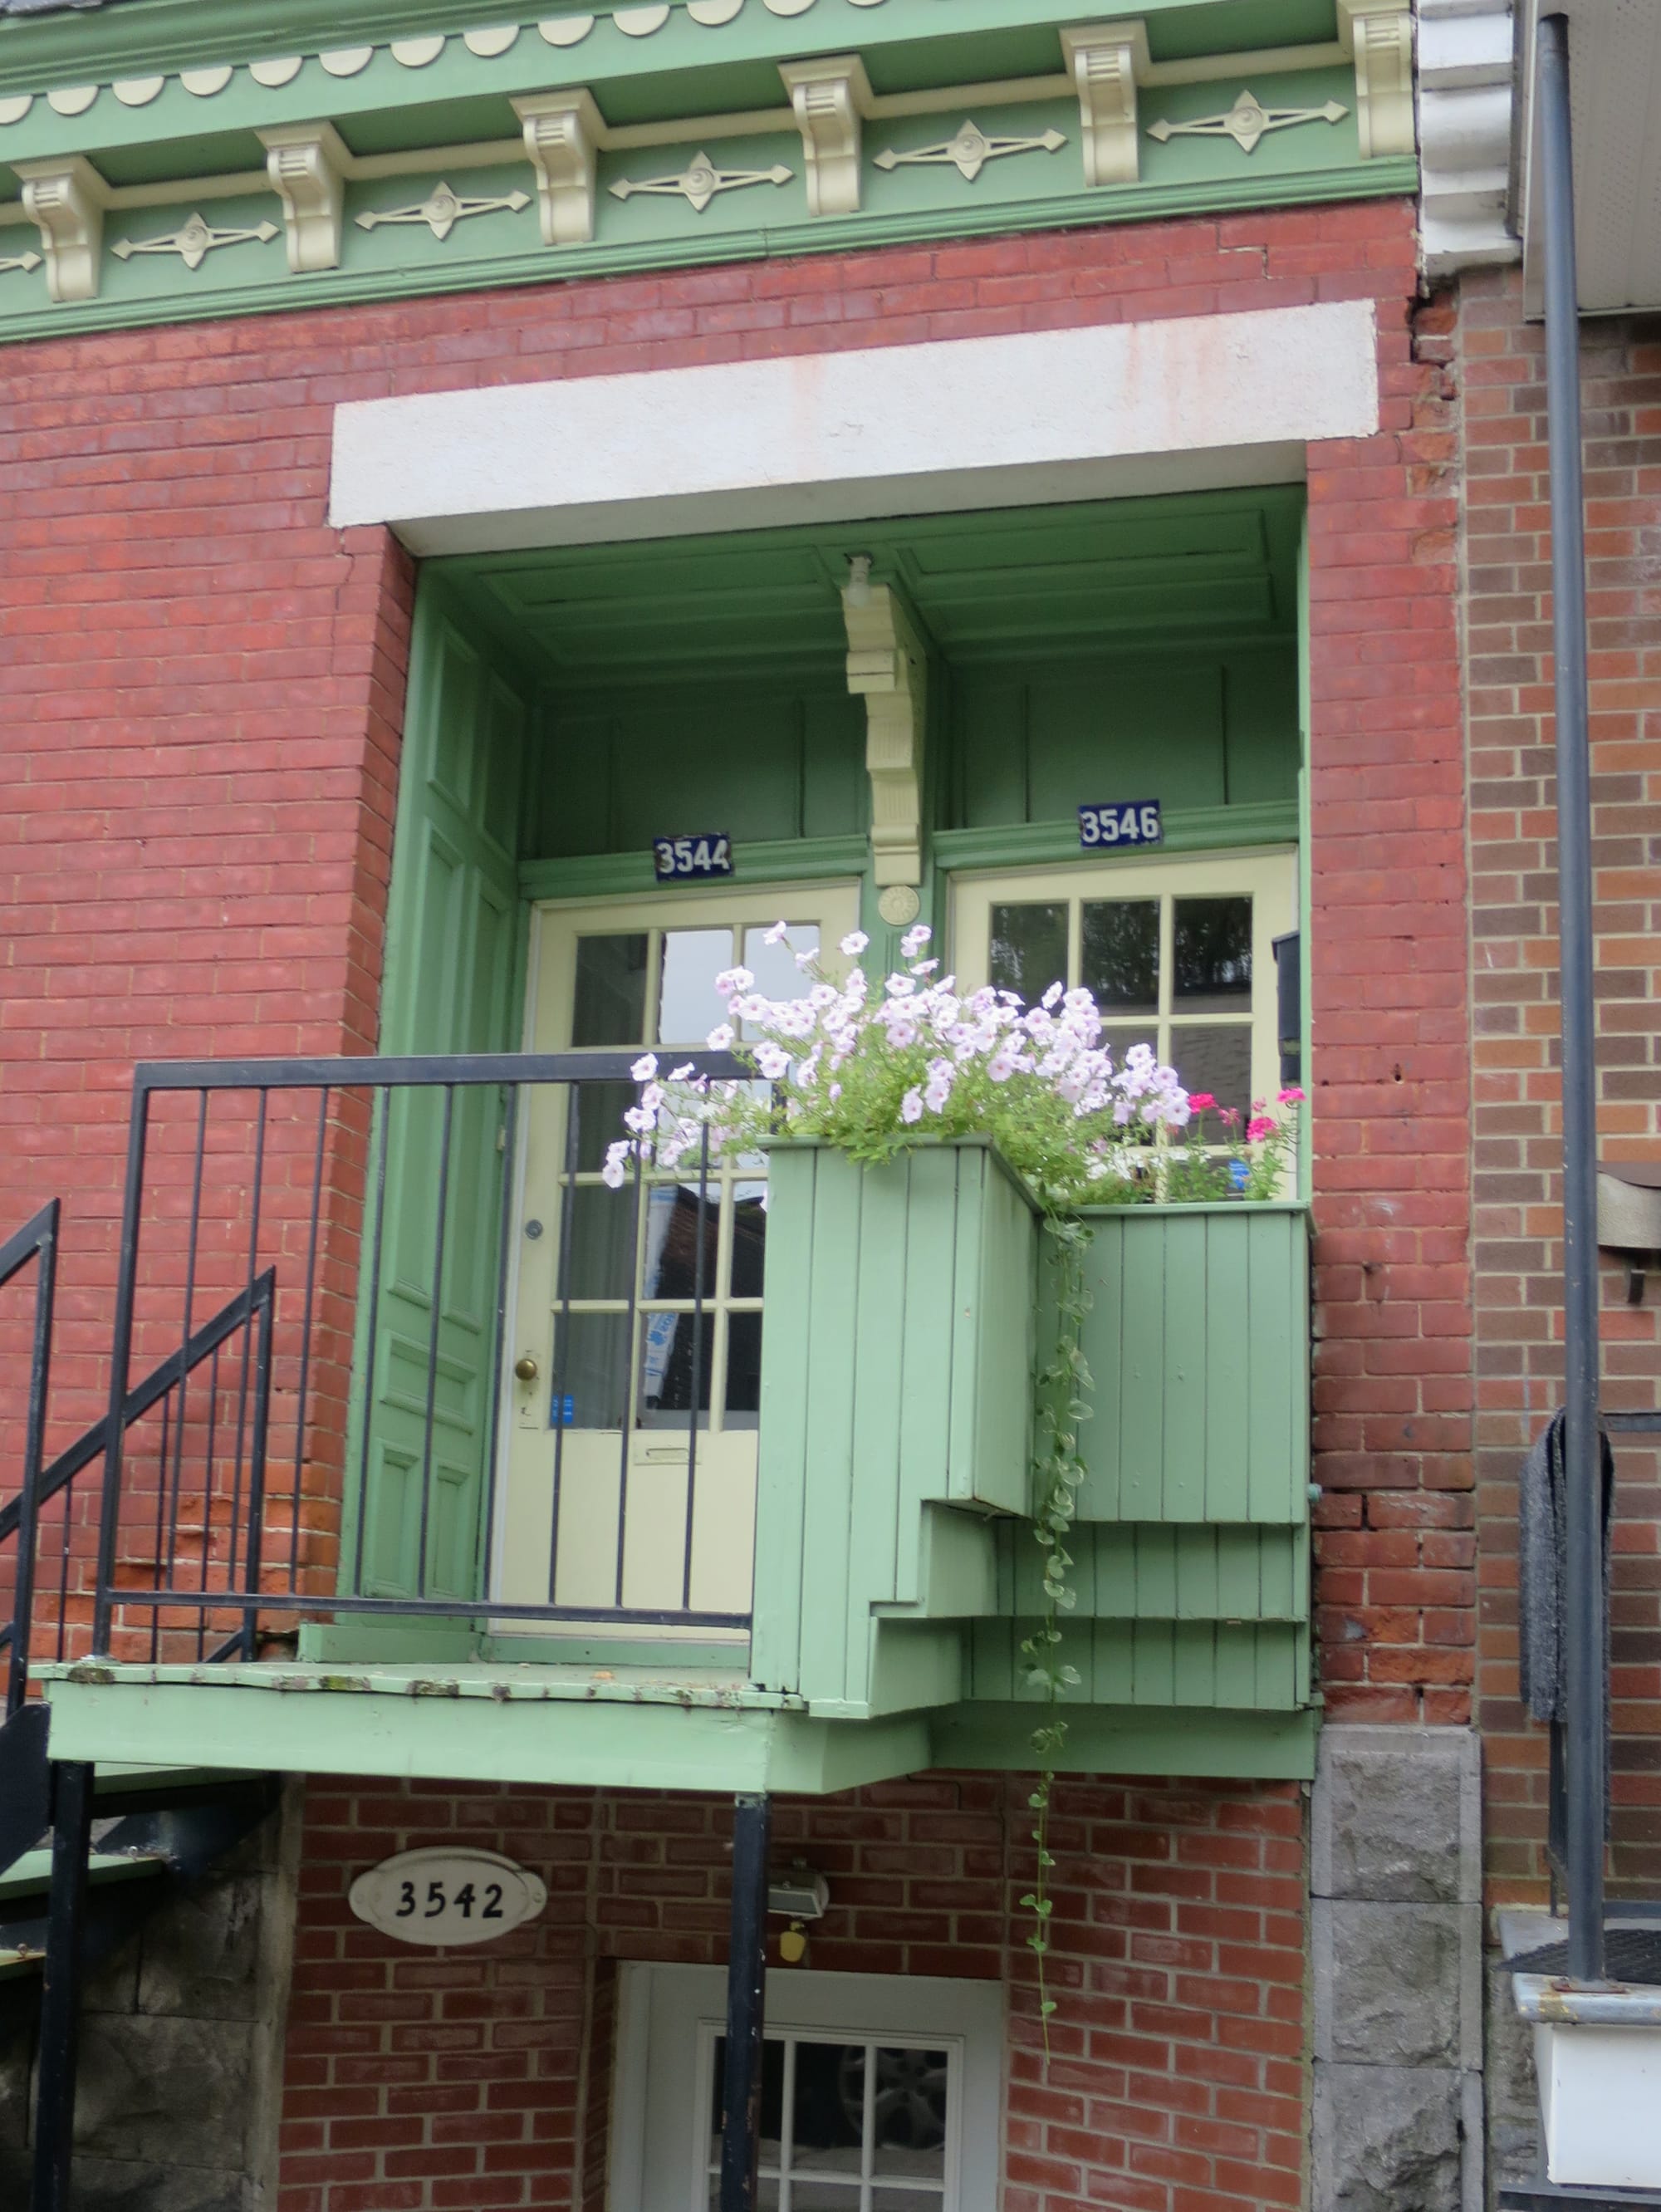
[513,1354,540,1383]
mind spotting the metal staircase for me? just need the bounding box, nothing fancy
[1,1200,281,2212]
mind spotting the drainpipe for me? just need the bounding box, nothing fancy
[1536,7,1605,1985]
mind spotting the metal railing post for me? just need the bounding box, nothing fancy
[30,1759,94,2212]
[1537,7,1605,1984]
[93,1085,152,1657]
[719,1793,772,2212]
[4,1201,58,1719]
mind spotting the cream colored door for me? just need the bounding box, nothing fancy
[497,882,860,1639]
[951,849,1296,1121]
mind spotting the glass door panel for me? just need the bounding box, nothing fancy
[497,881,860,1638]
[953,851,1295,1130]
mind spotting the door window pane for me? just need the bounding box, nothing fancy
[743,922,820,1020]
[1173,896,1252,1009]
[551,1312,630,1429]
[1080,900,1159,1014]
[637,1311,713,1423]
[642,1184,718,1302]
[866,2048,948,2170]
[729,1184,767,1298]
[988,903,1066,1006]
[561,1184,634,1301]
[572,933,649,1047]
[724,1313,762,1425]
[1169,1023,1253,1118]
[658,928,736,1046]
[572,1078,635,1174]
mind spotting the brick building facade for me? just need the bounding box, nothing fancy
[0,1,1654,2207]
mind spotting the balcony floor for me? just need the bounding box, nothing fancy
[37,1659,934,1797]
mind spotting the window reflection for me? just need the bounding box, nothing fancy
[1173,896,1252,1008]
[989,902,1066,1004]
[1080,900,1159,1014]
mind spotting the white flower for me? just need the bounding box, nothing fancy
[601,1141,631,1190]
[755,1043,791,1081]
[630,1053,659,1083]
[707,1023,736,1050]
[763,920,791,945]
[714,966,753,998]
[668,1062,694,1083]
[900,923,932,959]
[900,1087,924,1124]
[1042,981,1063,1010]
[840,930,870,957]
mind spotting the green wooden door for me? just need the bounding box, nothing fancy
[350,591,527,1604]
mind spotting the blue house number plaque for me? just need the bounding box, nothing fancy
[654,833,733,880]
[1079,801,1162,850]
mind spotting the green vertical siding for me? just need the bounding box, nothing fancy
[751,1140,1037,1709]
[1076,1204,1311,1525]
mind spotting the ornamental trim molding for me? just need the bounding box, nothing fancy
[0,245,42,275]
[1060,20,1148,189]
[873,120,1066,183]
[779,53,872,218]
[1147,89,1347,156]
[259,120,349,271]
[608,152,793,213]
[1335,0,1414,161]
[13,153,105,301]
[355,181,532,238]
[843,567,925,891]
[514,87,603,244]
[111,211,280,268]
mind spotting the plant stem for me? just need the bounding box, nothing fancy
[1020,1214,1092,2059]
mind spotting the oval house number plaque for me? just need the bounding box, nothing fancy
[349,1848,547,1947]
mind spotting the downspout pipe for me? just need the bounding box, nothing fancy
[1536,7,1605,1985]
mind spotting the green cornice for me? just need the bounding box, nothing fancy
[0,155,1415,349]
[0,2,1345,95]
[0,0,1414,351]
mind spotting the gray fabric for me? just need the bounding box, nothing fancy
[1517,1408,1613,1724]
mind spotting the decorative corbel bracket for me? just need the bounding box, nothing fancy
[514,87,604,247]
[779,54,872,218]
[13,154,107,302]
[1336,0,1414,159]
[1060,19,1150,188]
[259,120,349,272]
[843,564,926,890]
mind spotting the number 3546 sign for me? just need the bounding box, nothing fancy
[349,1848,547,1947]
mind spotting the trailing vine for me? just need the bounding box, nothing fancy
[1018,1214,1093,2053]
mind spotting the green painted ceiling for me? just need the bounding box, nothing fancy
[440,486,1305,695]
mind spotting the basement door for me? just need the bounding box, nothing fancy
[496,881,860,1636]
[614,1964,1004,2212]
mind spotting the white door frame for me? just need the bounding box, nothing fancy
[610,1962,1005,2212]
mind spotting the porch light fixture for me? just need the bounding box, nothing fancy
[767,1863,830,1920]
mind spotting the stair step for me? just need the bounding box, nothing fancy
[0,1941,46,1979]
[0,1847,172,1905]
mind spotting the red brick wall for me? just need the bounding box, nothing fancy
[0,197,1472,1706]
[275,1771,1307,2212]
[1459,267,1661,1897]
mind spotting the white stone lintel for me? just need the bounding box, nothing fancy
[330,301,1381,557]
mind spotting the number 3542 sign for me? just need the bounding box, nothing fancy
[349,1848,547,1947]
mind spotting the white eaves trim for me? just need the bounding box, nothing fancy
[329,301,1380,556]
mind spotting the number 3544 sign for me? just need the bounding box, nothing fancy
[349,1848,547,1947]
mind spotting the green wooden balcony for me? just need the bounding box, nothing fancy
[40,1068,1314,1796]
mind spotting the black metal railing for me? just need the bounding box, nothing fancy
[1,1201,58,1717]
[89,1050,747,1660]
